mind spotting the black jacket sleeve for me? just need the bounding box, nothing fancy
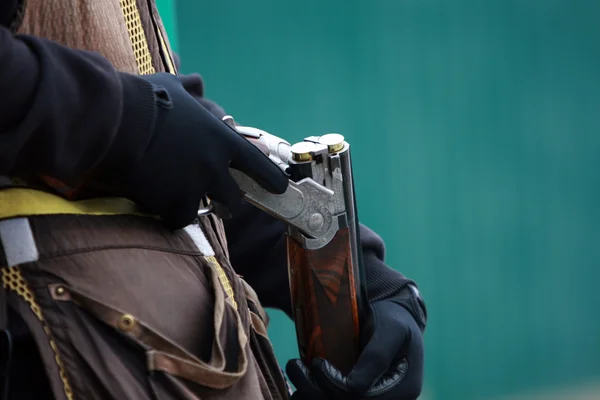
[0,26,157,183]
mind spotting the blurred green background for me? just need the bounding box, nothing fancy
[157,0,600,398]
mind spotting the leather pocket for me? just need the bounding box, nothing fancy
[48,256,249,396]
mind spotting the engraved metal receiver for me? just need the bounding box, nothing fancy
[215,116,354,251]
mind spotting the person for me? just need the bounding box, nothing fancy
[0,1,427,399]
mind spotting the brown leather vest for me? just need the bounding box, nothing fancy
[17,0,176,76]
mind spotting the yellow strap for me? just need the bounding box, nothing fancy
[0,188,153,220]
[157,26,176,74]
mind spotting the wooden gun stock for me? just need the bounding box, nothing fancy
[287,226,362,375]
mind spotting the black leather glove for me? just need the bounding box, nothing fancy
[286,293,425,400]
[103,72,289,230]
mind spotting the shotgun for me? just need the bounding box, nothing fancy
[199,117,369,375]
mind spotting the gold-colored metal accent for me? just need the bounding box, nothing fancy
[318,133,345,153]
[156,24,176,74]
[118,314,136,332]
[119,0,156,75]
[55,286,66,296]
[205,256,238,310]
[2,266,74,400]
[290,142,316,162]
[292,153,312,162]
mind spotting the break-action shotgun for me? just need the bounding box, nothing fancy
[199,117,369,375]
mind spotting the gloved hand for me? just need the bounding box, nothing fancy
[103,72,289,230]
[286,297,425,400]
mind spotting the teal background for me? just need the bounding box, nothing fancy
[160,1,600,398]
[155,0,178,53]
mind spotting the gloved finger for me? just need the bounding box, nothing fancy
[346,305,412,393]
[160,204,197,230]
[196,97,227,119]
[382,332,424,399]
[285,359,327,400]
[229,133,289,195]
[362,359,410,400]
[160,180,204,230]
[310,358,352,399]
[206,171,243,216]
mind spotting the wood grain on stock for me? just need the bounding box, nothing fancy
[287,226,361,375]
